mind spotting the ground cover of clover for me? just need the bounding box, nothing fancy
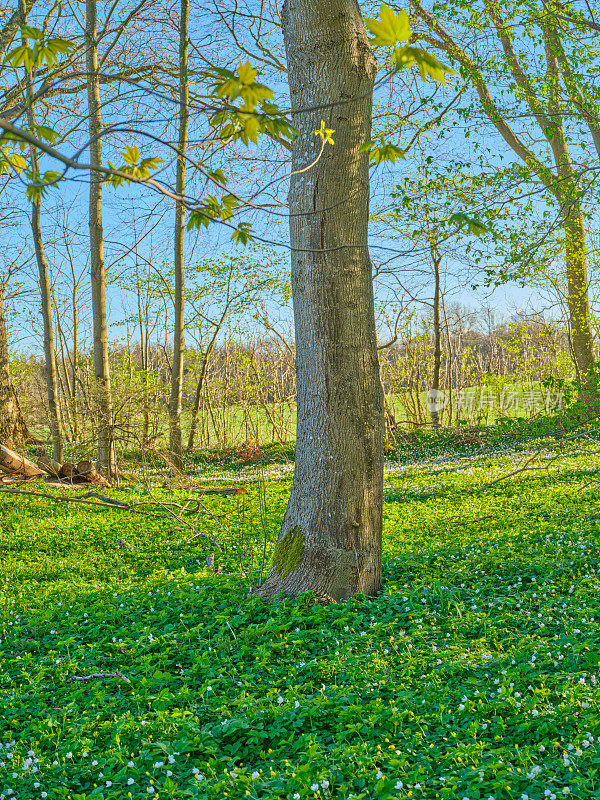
[2,434,600,800]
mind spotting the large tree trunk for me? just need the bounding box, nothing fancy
[0,285,31,448]
[169,0,190,467]
[257,0,383,602]
[86,0,115,474]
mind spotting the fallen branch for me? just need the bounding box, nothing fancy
[0,486,222,548]
[79,490,130,508]
[171,486,246,496]
[67,671,131,684]
[0,474,31,485]
[0,486,158,515]
[478,430,600,493]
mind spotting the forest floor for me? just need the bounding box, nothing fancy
[2,430,600,799]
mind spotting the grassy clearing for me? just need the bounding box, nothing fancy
[2,434,600,799]
[26,379,557,452]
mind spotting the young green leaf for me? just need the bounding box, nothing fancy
[365,5,412,47]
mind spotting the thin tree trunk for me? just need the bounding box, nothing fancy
[20,0,63,458]
[430,245,442,428]
[0,284,30,448]
[86,0,115,474]
[26,147,64,462]
[169,0,189,466]
[258,0,383,602]
[71,274,79,440]
[186,352,209,452]
[442,295,454,423]
[134,261,150,445]
[187,322,223,451]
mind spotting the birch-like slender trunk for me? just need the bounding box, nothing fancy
[135,267,150,446]
[258,0,383,602]
[169,0,189,466]
[86,0,115,474]
[18,0,62,458]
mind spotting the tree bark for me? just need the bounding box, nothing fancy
[36,452,61,477]
[186,353,208,452]
[76,459,109,485]
[86,0,115,474]
[257,0,383,602]
[168,0,190,467]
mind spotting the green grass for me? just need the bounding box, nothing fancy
[25,379,560,453]
[2,433,600,799]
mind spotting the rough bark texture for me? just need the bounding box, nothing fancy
[186,355,208,452]
[169,0,190,466]
[257,0,384,602]
[36,452,61,477]
[0,285,31,449]
[86,0,115,474]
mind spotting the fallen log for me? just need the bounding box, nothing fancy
[76,460,110,486]
[59,462,77,480]
[0,443,45,478]
[36,453,62,478]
